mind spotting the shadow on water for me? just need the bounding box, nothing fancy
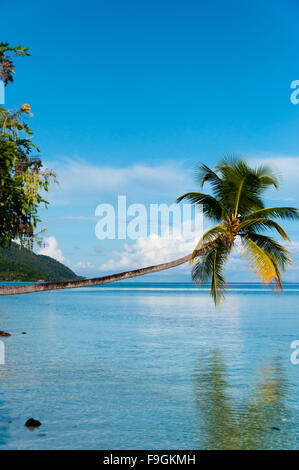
[193,351,294,449]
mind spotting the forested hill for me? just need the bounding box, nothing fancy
[0,242,83,282]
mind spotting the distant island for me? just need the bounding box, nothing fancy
[0,242,83,282]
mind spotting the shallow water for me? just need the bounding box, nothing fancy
[0,282,298,449]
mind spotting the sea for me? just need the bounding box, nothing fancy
[0,281,298,449]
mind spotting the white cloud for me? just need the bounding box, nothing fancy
[37,236,65,264]
[99,219,203,271]
[74,261,95,269]
[73,261,97,275]
[99,235,191,271]
[249,155,299,203]
[286,240,299,270]
[45,158,194,206]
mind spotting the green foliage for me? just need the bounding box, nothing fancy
[0,258,46,282]
[0,43,57,249]
[0,242,83,281]
[0,137,30,246]
[0,42,29,86]
[177,156,299,304]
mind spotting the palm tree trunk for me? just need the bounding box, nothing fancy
[0,254,191,296]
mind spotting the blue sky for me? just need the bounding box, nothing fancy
[2,0,299,281]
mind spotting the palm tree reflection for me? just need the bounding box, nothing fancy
[193,351,293,449]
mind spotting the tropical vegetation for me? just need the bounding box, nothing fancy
[0,42,56,249]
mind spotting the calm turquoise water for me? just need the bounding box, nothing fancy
[0,282,298,449]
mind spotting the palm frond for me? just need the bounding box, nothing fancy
[191,239,230,305]
[210,247,228,305]
[215,157,265,215]
[190,224,227,262]
[176,192,223,221]
[241,237,279,286]
[253,164,280,190]
[244,232,291,271]
[271,259,283,289]
[195,162,222,197]
[243,207,299,221]
[234,176,246,216]
[241,231,291,290]
[238,218,290,240]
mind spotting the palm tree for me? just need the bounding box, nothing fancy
[176,157,298,303]
[0,157,298,301]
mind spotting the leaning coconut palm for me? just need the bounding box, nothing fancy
[0,157,297,300]
[176,157,298,304]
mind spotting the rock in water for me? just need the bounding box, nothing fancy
[25,418,42,428]
[0,331,11,337]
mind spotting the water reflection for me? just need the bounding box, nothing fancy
[193,351,294,449]
[0,393,10,447]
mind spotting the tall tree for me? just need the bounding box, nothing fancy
[0,43,56,249]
